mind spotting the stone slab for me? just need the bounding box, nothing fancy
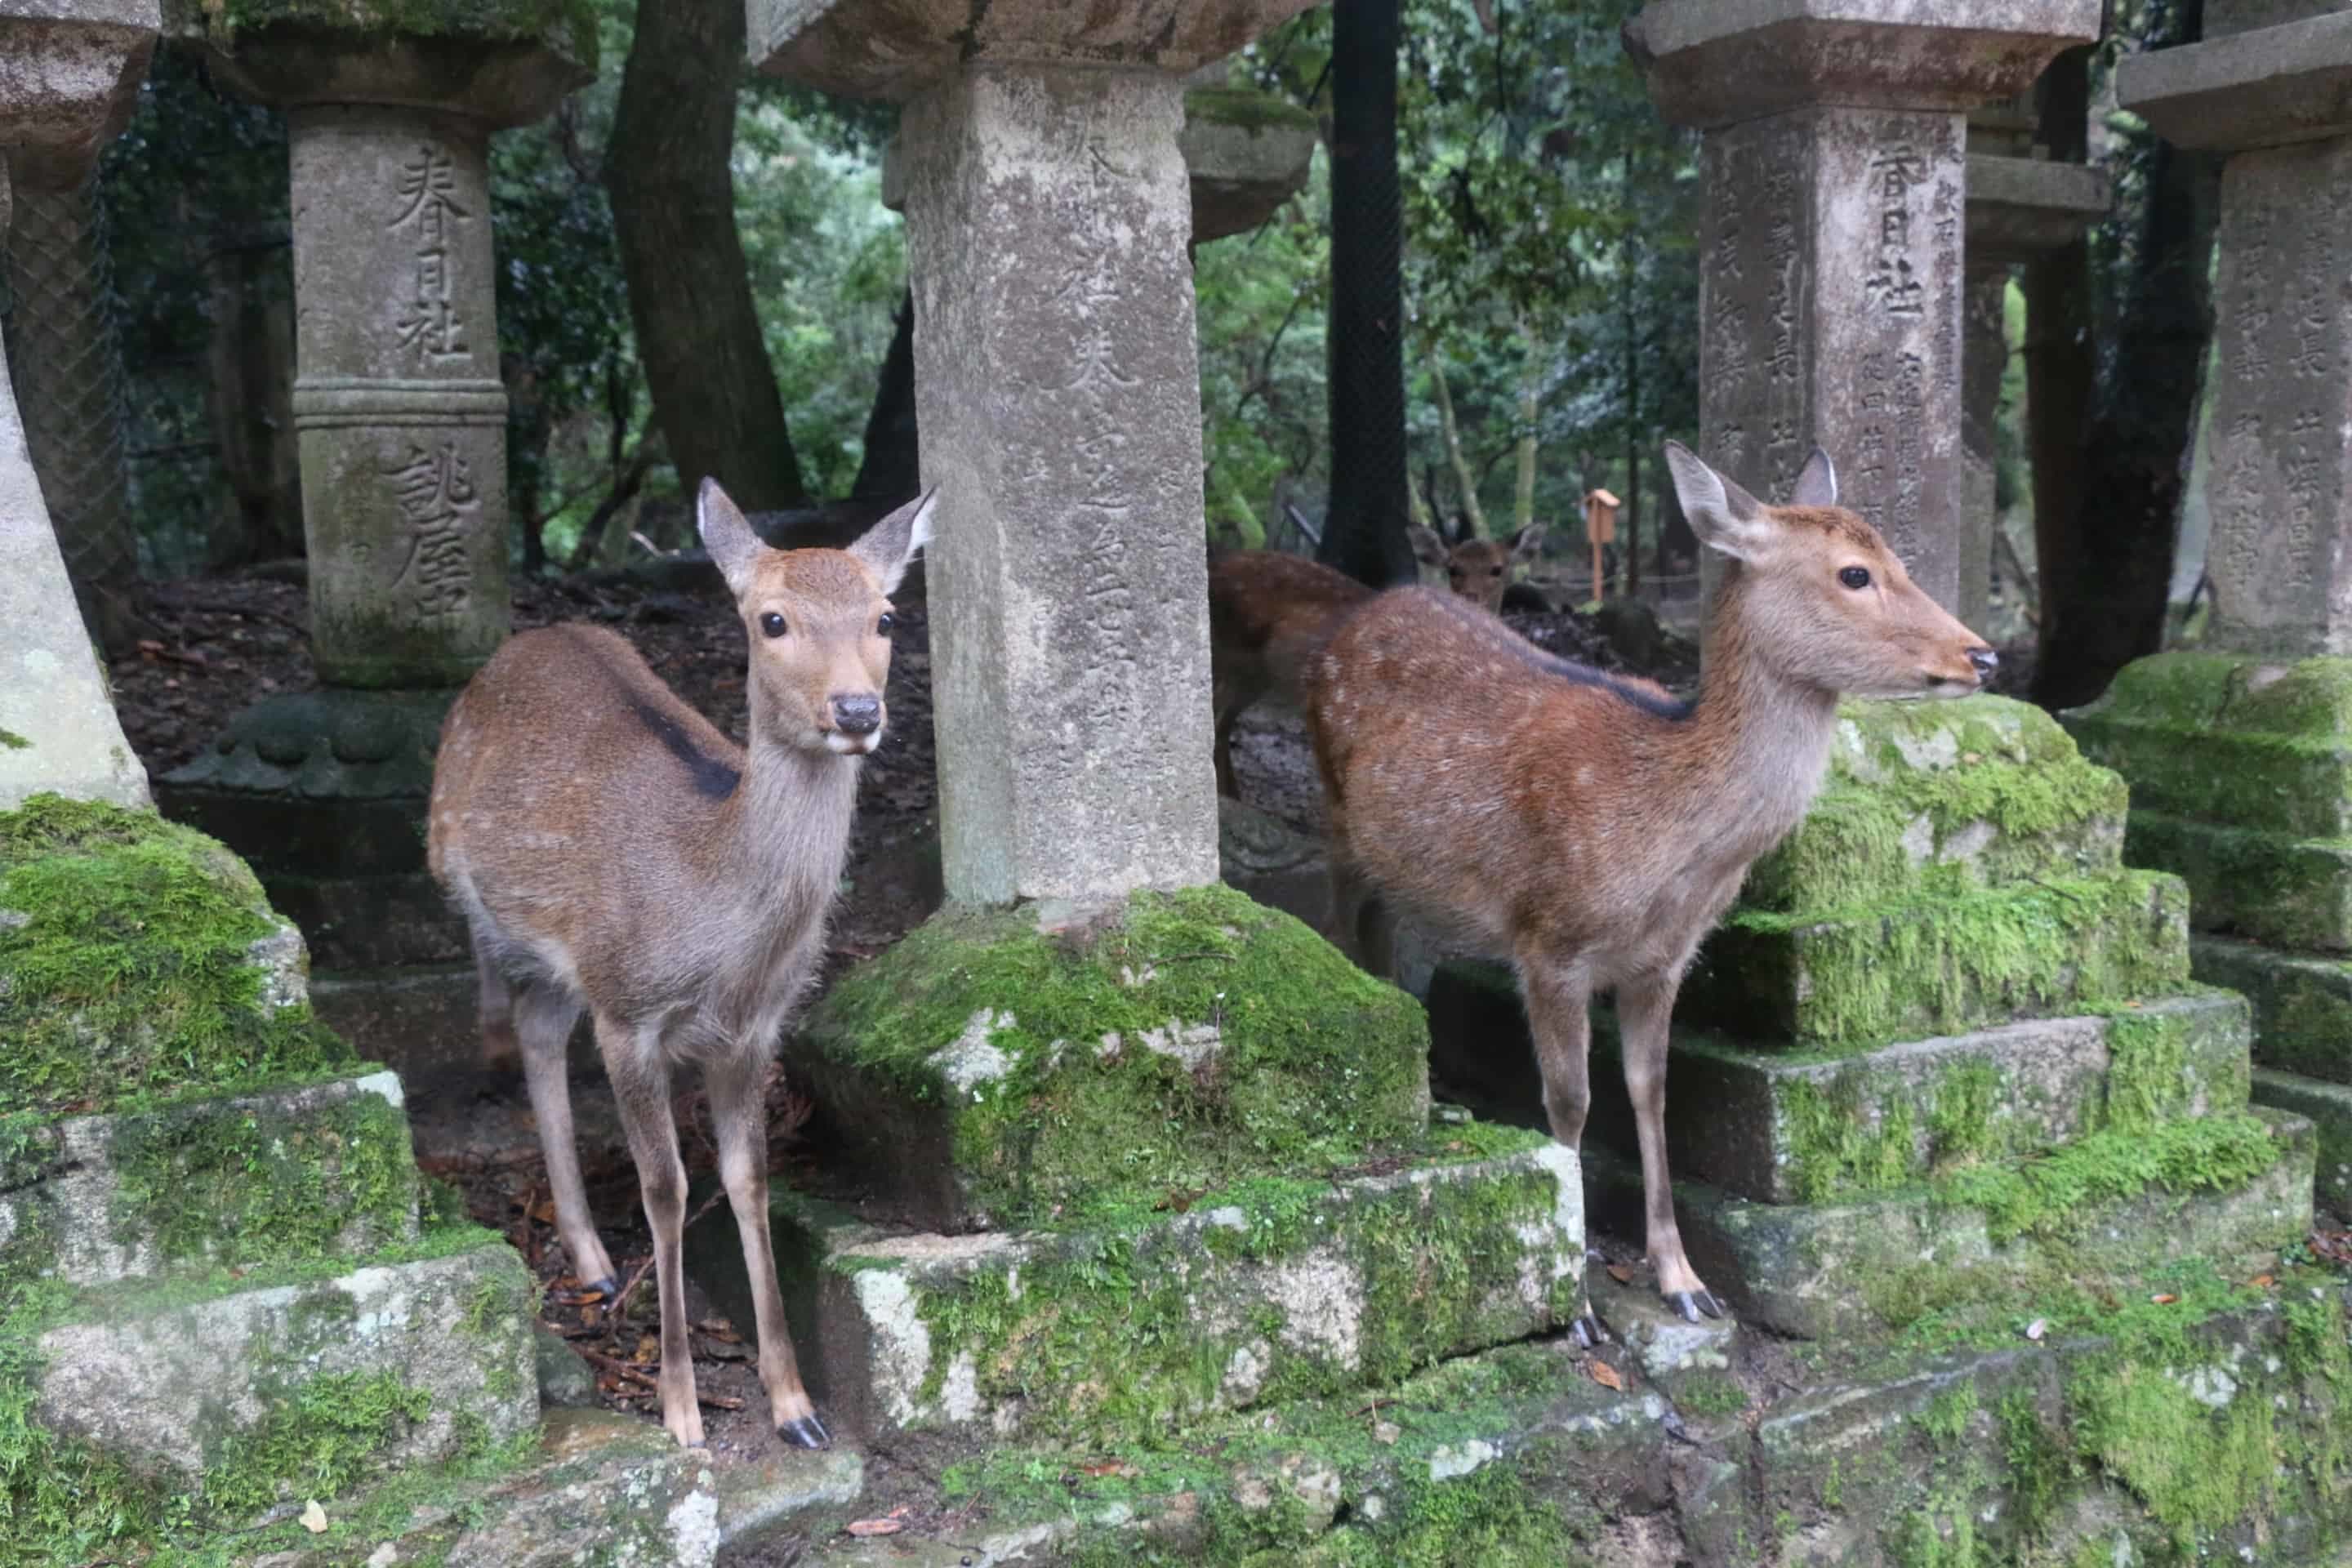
[749,0,1323,100]
[0,3,157,186]
[2193,933,2352,1083]
[198,29,593,127]
[687,1134,1584,1444]
[2252,1067,2352,1209]
[32,1238,538,1487]
[2124,812,2352,953]
[797,888,1430,1232]
[1681,868,2192,1051]
[2118,11,2352,150]
[0,346,149,812]
[309,961,595,1082]
[1965,150,2110,259]
[1580,1108,2314,1339]
[0,1071,419,1285]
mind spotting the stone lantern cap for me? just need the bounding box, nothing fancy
[0,0,160,186]
[875,82,1316,243]
[172,0,594,122]
[750,0,1320,99]
[2118,11,2352,150]
[1624,0,2102,127]
[1967,152,2109,259]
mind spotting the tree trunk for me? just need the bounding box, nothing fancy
[1512,335,1539,536]
[203,229,303,568]
[851,286,920,501]
[1619,163,1644,592]
[2031,7,2217,710]
[1428,350,1490,539]
[607,0,808,510]
[1319,0,1414,588]
[2023,41,2096,678]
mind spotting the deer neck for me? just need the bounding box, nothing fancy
[1682,577,1841,853]
[707,710,862,921]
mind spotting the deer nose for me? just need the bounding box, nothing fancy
[1967,647,1999,680]
[831,694,882,735]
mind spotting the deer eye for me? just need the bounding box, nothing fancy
[876,612,895,635]
[760,612,788,638]
[1838,567,1872,590]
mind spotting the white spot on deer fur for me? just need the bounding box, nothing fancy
[931,1009,1015,1093]
[1429,1439,1499,1481]
[1138,1018,1220,1072]
[1270,1249,1363,1366]
[942,1352,982,1422]
[853,1269,932,1425]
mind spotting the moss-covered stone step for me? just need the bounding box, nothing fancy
[2253,1069,2352,1213]
[0,793,353,1120]
[2195,933,2352,1085]
[1744,695,2127,915]
[0,1071,421,1286]
[20,1236,539,1507]
[2121,811,2352,954]
[687,1130,1582,1445]
[1592,991,2253,1205]
[798,886,1430,1232]
[1677,868,2191,1050]
[1581,1107,2314,1339]
[2064,648,2352,840]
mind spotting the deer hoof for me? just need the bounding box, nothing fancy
[779,1413,831,1450]
[1667,1290,1725,1323]
[584,1275,619,1298]
[1568,1308,1609,1349]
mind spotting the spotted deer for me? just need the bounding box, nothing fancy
[1209,524,1543,800]
[427,480,933,1450]
[1303,443,1993,1330]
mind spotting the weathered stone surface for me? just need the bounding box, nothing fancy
[2122,812,2352,952]
[198,25,594,128]
[688,1134,1583,1443]
[2119,11,2352,149]
[2195,933,2352,1082]
[0,1071,418,1285]
[0,2,158,186]
[1965,151,2110,258]
[902,65,1220,902]
[748,0,1321,99]
[2252,1067,2352,1209]
[1217,795,1325,928]
[797,886,1429,1231]
[1582,1108,2314,1339]
[1182,85,1316,242]
[33,1239,538,1486]
[311,960,598,1080]
[532,1322,596,1409]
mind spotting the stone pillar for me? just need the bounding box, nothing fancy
[756,1,1314,905]
[1958,96,2111,634]
[1624,1,2100,613]
[0,1,155,812]
[2069,2,2352,1211]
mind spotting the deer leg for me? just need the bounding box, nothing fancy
[704,1049,829,1450]
[514,984,612,1293]
[1617,969,1721,1323]
[600,1015,702,1447]
[474,954,519,1072]
[1516,948,1604,1348]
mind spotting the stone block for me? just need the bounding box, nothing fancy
[1742,697,2128,915]
[0,794,353,1119]
[0,1071,420,1285]
[531,1322,596,1410]
[2253,1067,2352,1209]
[29,1238,538,1493]
[310,960,597,1081]
[2118,11,2352,150]
[1582,1107,2314,1339]
[1681,869,2192,1051]
[1216,796,1326,929]
[1182,86,1316,243]
[1966,151,2110,260]
[197,20,595,126]
[2194,933,2352,1083]
[2123,813,2352,952]
[0,2,157,186]
[688,1133,1583,1444]
[797,886,1429,1231]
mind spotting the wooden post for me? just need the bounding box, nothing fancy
[1584,488,1620,604]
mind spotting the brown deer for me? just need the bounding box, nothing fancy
[1209,525,1544,800]
[427,480,933,1450]
[1303,442,1992,1332]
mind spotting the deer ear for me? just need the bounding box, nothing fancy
[1508,523,1546,564]
[1788,445,1838,508]
[1663,441,1772,563]
[698,478,761,597]
[849,488,937,596]
[1407,526,1448,569]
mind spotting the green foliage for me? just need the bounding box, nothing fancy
[1936,1111,2277,1247]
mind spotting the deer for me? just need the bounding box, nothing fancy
[426,479,933,1450]
[1209,523,1546,800]
[1303,442,1993,1333]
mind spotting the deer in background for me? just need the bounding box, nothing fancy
[1303,442,1993,1331]
[428,480,933,1450]
[1209,522,1545,800]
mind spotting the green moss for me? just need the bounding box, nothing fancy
[199,1370,432,1518]
[1918,1384,1978,1450]
[1185,86,1317,134]
[2069,1356,2276,1551]
[0,731,26,751]
[0,795,351,1118]
[1997,1389,2072,1544]
[804,887,1429,1226]
[1784,1071,1916,1202]
[1891,1510,1985,1568]
[180,0,597,64]
[1927,1061,1999,1164]
[1673,1370,1748,1419]
[1936,1111,2276,1246]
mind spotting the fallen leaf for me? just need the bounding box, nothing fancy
[634,1333,660,1364]
[1588,1361,1624,1392]
[1080,1460,1141,1479]
[2025,1317,2047,1342]
[846,1518,904,1538]
[2249,1274,2276,1289]
[2151,1294,2178,1306]
[300,1501,328,1534]
[1605,1263,1634,1285]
